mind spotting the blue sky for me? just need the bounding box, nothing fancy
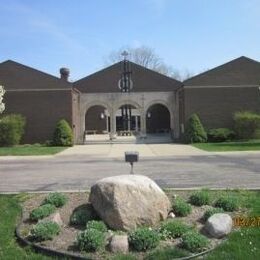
[0,0,259,80]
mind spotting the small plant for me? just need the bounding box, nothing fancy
[181,231,209,253]
[189,190,210,206]
[158,220,192,239]
[77,228,105,252]
[70,204,98,226]
[172,198,192,217]
[52,119,73,146]
[129,227,160,252]
[185,113,207,143]
[215,196,239,211]
[203,208,224,221]
[43,192,67,207]
[31,221,60,241]
[30,204,56,221]
[86,220,107,233]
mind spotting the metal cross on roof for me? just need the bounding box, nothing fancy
[121,50,129,60]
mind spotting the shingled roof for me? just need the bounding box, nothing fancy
[74,61,182,93]
[0,60,71,90]
[184,56,260,86]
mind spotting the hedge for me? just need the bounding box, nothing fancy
[0,114,26,146]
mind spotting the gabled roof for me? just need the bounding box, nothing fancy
[74,61,182,93]
[0,60,71,90]
[184,56,260,86]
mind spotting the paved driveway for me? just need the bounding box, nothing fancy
[0,144,259,192]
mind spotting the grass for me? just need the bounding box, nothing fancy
[193,139,260,152]
[0,145,67,156]
[206,190,260,260]
[0,194,52,259]
[0,191,259,260]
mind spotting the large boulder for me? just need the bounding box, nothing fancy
[205,213,232,238]
[89,175,171,231]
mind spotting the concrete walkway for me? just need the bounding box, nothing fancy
[57,144,209,158]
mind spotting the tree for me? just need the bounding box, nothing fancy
[52,119,73,146]
[185,113,207,143]
[105,46,192,80]
[0,85,5,114]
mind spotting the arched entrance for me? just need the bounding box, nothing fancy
[85,105,110,134]
[116,104,141,135]
[146,104,171,133]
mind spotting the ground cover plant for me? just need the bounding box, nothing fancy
[214,195,239,211]
[30,204,56,221]
[172,197,192,216]
[157,220,192,239]
[189,190,210,206]
[43,192,68,207]
[181,230,209,253]
[129,227,160,252]
[1,190,259,259]
[31,221,61,241]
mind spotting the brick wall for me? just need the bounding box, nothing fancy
[184,86,260,130]
[3,90,73,143]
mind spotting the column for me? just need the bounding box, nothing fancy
[140,110,147,138]
[135,116,138,132]
[109,110,117,140]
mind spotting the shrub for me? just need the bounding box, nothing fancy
[30,204,56,221]
[203,207,224,221]
[208,128,235,142]
[158,220,192,239]
[77,228,105,252]
[181,231,209,253]
[52,119,73,146]
[129,227,160,252]
[31,221,60,241]
[185,114,207,143]
[43,192,67,207]
[189,190,210,206]
[70,204,98,226]
[0,114,26,146]
[86,220,107,233]
[214,196,239,211]
[233,111,260,139]
[172,198,192,217]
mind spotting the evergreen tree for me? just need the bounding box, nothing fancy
[185,114,207,143]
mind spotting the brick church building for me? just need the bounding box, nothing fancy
[0,56,259,144]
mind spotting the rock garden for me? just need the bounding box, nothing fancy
[17,175,246,259]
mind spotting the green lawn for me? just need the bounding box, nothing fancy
[0,194,52,260]
[193,140,260,152]
[0,145,67,156]
[0,190,259,260]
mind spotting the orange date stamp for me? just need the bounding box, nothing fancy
[233,216,260,227]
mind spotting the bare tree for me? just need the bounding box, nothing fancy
[0,85,5,114]
[104,46,192,80]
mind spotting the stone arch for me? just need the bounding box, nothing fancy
[114,100,142,133]
[84,101,112,115]
[114,99,142,113]
[84,102,112,134]
[145,101,172,134]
